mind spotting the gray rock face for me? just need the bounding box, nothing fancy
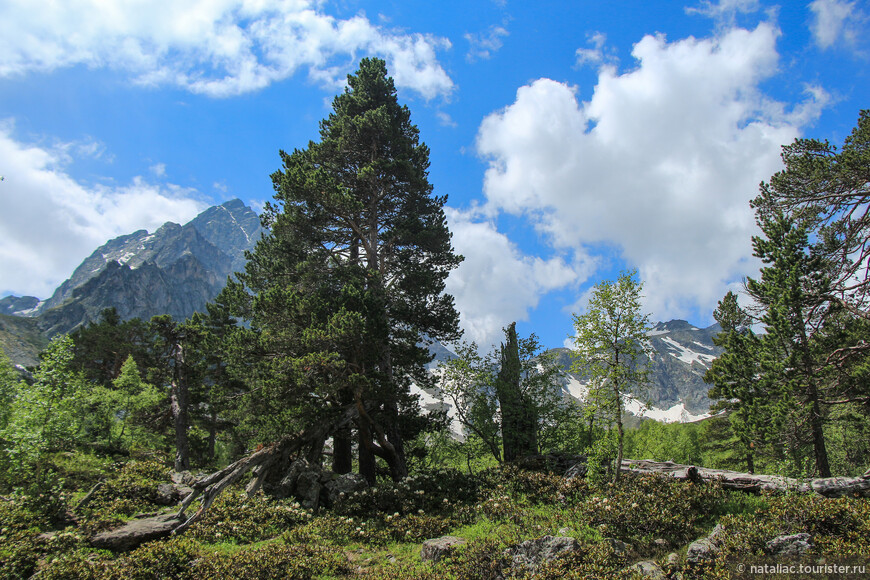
[154,483,180,506]
[551,320,723,415]
[421,536,467,563]
[90,512,182,551]
[0,295,40,316]
[686,524,726,564]
[28,199,263,337]
[504,535,580,573]
[765,533,812,556]
[274,459,365,510]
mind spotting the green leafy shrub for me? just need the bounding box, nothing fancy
[190,543,352,579]
[532,538,634,579]
[78,460,172,534]
[187,489,311,544]
[0,527,87,579]
[569,474,725,545]
[333,468,478,519]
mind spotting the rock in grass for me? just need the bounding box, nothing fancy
[686,524,726,564]
[765,533,812,556]
[421,536,467,563]
[90,512,183,551]
[504,535,580,573]
[627,559,668,579]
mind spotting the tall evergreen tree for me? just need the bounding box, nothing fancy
[746,213,832,477]
[571,270,651,483]
[704,291,772,473]
[227,58,462,482]
[752,110,870,330]
[496,322,538,461]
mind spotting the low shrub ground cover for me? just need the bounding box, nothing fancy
[1,459,868,579]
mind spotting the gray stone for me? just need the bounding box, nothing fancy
[421,536,467,563]
[504,535,580,572]
[627,560,668,579]
[275,458,314,499]
[90,513,182,551]
[324,472,368,505]
[686,524,726,564]
[154,483,179,505]
[296,470,321,510]
[765,533,812,556]
[603,537,630,555]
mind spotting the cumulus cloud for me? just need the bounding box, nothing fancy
[0,122,206,298]
[809,0,864,49]
[445,207,590,349]
[465,25,509,62]
[0,0,454,99]
[476,23,827,324]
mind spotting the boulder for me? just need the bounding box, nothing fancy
[504,535,580,573]
[627,560,668,579]
[90,513,182,551]
[154,483,179,506]
[296,471,322,510]
[324,472,368,505]
[765,533,812,556]
[421,536,467,563]
[686,524,726,564]
[603,537,630,555]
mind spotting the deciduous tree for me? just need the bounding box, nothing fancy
[571,270,651,483]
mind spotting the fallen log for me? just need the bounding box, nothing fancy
[620,459,870,497]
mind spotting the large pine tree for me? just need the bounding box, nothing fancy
[227,58,461,482]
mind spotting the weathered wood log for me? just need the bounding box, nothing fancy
[620,459,870,497]
[172,406,358,535]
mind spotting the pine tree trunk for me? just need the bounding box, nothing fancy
[170,343,190,472]
[207,409,217,464]
[808,392,831,477]
[332,427,353,474]
[358,429,376,485]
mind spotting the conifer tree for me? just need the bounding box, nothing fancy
[745,214,833,477]
[704,291,772,473]
[227,58,461,482]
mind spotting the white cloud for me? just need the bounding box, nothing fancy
[465,25,509,62]
[476,23,827,325]
[445,207,590,349]
[150,163,167,177]
[0,0,454,100]
[809,0,864,49]
[0,122,206,298]
[686,0,761,25]
[575,32,618,68]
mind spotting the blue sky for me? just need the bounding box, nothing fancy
[0,0,867,351]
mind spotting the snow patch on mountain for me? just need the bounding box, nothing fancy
[659,336,716,366]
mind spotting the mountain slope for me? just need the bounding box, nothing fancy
[0,199,263,341]
[416,320,723,431]
[0,313,49,368]
[551,320,722,419]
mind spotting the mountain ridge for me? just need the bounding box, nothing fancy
[2,198,263,342]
